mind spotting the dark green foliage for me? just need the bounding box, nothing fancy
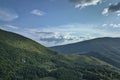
[13,66,48,80]
[0,29,120,80]
[50,67,82,80]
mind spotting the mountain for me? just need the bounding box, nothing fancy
[0,29,120,80]
[51,37,120,69]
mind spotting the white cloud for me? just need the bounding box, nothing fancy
[102,2,120,16]
[0,8,18,21]
[117,14,120,16]
[69,0,101,8]
[25,28,85,46]
[0,24,18,29]
[110,24,120,28]
[102,8,109,15]
[102,24,107,27]
[102,23,120,28]
[116,11,120,16]
[30,9,46,16]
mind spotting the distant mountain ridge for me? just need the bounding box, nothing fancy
[50,37,120,68]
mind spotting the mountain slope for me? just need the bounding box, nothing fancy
[51,37,120,68]
[0,29,120,80]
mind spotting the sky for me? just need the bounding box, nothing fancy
[0,0,120,47]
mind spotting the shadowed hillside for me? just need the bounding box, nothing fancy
[51,37,120,68]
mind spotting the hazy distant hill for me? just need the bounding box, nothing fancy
[0,29,120,80]
[51,37,120,69]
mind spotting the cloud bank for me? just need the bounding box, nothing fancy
[22,23,120,46]
[102,23,120,28]
[2,23,120,47]
[38,32,82,44]
[25,28,86,46]
[102,2,120,16]
[69,0,101,8]
[0,24,18,29]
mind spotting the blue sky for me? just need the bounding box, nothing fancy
[0,0,120,46]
